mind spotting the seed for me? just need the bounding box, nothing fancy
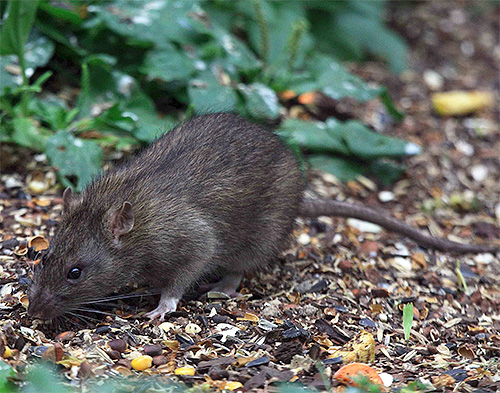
[224,381,243,390]
[131,355,153,371]
[3,346,12,358]
[174,366,195,376]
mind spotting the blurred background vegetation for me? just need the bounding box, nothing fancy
[1,0,415,192]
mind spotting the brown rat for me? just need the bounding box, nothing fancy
[28,113,498,320]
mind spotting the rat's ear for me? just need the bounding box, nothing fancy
[110,202,134,242]
[62,187,81,214]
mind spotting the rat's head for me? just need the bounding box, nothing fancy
[28,188,135,320]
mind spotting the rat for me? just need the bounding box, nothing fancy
[27,113,498,321]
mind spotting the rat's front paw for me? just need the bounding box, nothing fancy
[145,296,179,321]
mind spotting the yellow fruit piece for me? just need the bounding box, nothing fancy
[432,91,494,116]
[328,331,376,364]
[3,346,12,358]
[174,366,195,376]
[131,355,153,371]
[223,381,243,390]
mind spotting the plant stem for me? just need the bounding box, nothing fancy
[252,0,269,67]
[18,53,29,117]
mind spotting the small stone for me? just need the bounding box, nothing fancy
[152,355,168,366]
[338,260,353,270]
[456,141,474,156]
[360,241,379,257]
[5,177,23,189]
[379,313,388,323]
[378,191,394,202]
[28,180,49,194]
[423,70,444,90]
[108,339,127,353]
[298,233,311,245]
[347,218,382,233]
[470,165,488,182]
[143,344,162,357]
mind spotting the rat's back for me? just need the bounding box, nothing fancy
[89,113,304,273]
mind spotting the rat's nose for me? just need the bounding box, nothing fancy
[28,288,60,320]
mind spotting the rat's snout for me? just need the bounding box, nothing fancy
[28,287,63,320]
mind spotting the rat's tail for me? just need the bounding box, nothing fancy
[299,198,498,254]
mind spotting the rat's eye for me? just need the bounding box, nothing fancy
[67,267,82,280]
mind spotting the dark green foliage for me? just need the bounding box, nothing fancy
[0,0,412,189]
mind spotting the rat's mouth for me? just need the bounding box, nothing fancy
[28,305,62,320]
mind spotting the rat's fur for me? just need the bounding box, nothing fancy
[28,113,497,320]
[29,113,303,319]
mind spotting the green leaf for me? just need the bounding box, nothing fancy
[335,11,408,74]
[12,118,48,151]
[76,55,119,117]
[188,70,238,114]
[293,54,382,102]
[23,364,68,393]
[276,119,350,155]
[123,86,177,143]
[246,2,312,72]
[46,131,103,191]
[32,98,78,130]
[212,28,261,73]
[403,302,414,341]
[308,155,364,182]
[0,0,41,57]
[0,361,16,392]
[23,33,55,69]
[38,1,84,25]
[339,120,420,160]
[141,46,195,83]
[90,0,210,47]
[0,32,54,94]
[367,160,405,186]
[0,55,22,91]
[239,83,280,120]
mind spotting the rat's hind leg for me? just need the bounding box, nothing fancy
[208,272,243,297]
[145,289,180,321]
